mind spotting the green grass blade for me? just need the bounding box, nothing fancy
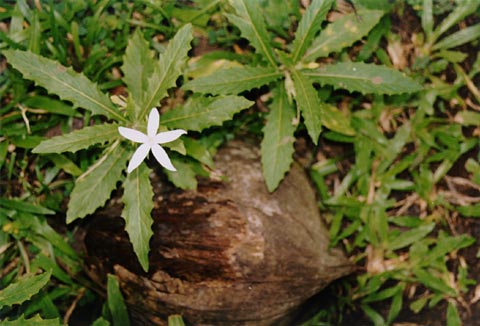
[0,271,51,308]
[107,274,131,326]
[303,9,384,62]
[143,24,193,119]
[291,0,334,63]
[162,95,253,131]
[168,315,185,326]
[226,0,277,67]
[291,70,322,144]
[183,66,282,95]
[121,164,154,272]
[33,123,119,154]
[66,142,129,223]
[3,50,126,122]
[0,314,61,326]
[303,62,423,95]
[261,87,296,192]
[432,23,480,51]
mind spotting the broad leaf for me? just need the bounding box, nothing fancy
[226,0,277,66]
[121,164,154,272]
[162,95,253,131]
[122,30,156,118]
[303,62,423,95]
[3,50,125,122]
[261,87,296,192]
[165,158,198,190]
[291,70,322,144]
[33,123,119,154]
[183,66,282,95]
[320,103,355,135]
[184,138,215,168]
[66,142,129,223]
[291,0,334,63]
[107,274,131,326]
[143,24,193,119]
[303,9,384,62]
[0,271,51,308]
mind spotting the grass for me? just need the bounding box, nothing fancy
[1,1,480,325]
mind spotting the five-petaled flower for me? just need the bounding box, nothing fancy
[118,108,186,173]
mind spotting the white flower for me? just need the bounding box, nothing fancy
[118,108,186,173]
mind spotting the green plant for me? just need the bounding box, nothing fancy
[4,25,252,272]
[183,0,422,191]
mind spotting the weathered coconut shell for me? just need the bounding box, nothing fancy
[80,141,352,325]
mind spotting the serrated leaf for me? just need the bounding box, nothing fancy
[303,62,423,95]
[33,123,119,154]
[0,314,61,326]
[3,50,125,122]
[107,274,130,326]
[291,70,322,144]
[261,87,296,192]
[226,0,277,66]
[165,158,198,190]
[122,30,156,118]
[291,0,334,63]
[121,164,154,272]
[183,66,282,95]
[66,142,129,223]
[183,138,214,168]
[143,24,193,119]
[303,9,384,62]
[161,95,253,131]
[0,271,51,308]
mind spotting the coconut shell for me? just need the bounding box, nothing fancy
[79,141,352,325]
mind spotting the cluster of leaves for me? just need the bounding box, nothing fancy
[2,0,480,325]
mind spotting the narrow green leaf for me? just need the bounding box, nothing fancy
[0,198,55,215]
[361,304,385,326]
[457,203,480,217]
[433,24,480,51]
[422,0,434,39]
[143,24,193,119]
[22,96,77,116]
[162,95,253,131]
[183,66,282,95]
[168,315,185,326]
[304,62,423,95]
[66,142,129,223]
[0,314,61,326]
[107,274,130,326]
[430,1,479,45]
[414,268,456,296]
[261,87,296,192]
[122,30,156,118]
[320,103,355,136]
[303,9,384,62]
[226,0,277,67]
[291,70,322,144]
[3,50,125,122]
[387,223,435,251]
[121,164,154,272]
[33,123,119,154]
[45,154,83,176]
[0,271,51,308]
[446,302,462,326]
[291,0,334,63]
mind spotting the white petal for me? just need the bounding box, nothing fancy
[154,129,187,144]
[127,143,151,173]
[147,108,160,137]
[119,127,148,143]
[151,144,176,171]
